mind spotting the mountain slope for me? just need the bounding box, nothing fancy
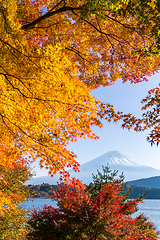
[70,151,160,184]
[127,176,160,188]
[26,151,160,185]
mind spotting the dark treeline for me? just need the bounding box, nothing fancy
[27,183,160,199]
[27,183,57,198]
[128,185,160,199]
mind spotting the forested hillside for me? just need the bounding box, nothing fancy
[127,185,160,199]
[127,176,160,188]
[27,183,160,199]
[28,184,57,198]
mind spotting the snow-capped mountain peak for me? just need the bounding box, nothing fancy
[26,151,160,185]
[101,151,139,167]
[80,151,139,171]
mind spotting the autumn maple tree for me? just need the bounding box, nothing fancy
[0,0,160,209]
[27,168,159,239]
[0,161,33,239]
[0,147,33,209]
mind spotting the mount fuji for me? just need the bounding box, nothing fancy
[26,151,160,185]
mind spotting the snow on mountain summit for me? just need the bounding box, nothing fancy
[101,151,139,167]
[80,151,139,171]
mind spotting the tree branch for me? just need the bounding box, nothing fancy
[21,6,81,30]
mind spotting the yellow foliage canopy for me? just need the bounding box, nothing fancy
[0,0,160,177]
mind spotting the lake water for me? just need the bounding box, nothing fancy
[20,198,57,210]
[132,200,160,239]
[21,199,160,237]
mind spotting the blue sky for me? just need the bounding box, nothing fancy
[33,72,160,177]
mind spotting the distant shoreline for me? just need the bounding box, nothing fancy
[26,183,160,199]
